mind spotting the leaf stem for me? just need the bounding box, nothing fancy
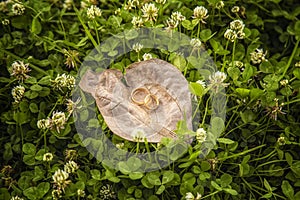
[218,144,266,161]
[202,190,221,199]
[74,6,98,48]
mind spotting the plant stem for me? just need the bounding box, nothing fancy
[44,130,48,150]
[231,39,236,67]
[201,96,211,127]
[19,124,24,154]
[136,142,139,155]
[192,98,202,120]
[93,20,100,45]
[197,22,201,38]
[279,39,299,80]
[218,144,266,161]
[249,149,276,162]
[144,139,152,162]
[221,40,229,72]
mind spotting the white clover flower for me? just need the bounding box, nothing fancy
[295,61,300,67]
[132,0,140,7]
[208,71,229,92]
[216,1,224,9]
[166,18,179,30]
[192,6,209,24]
[12,3,25,15]
[0,2,8,13]
[267,98,285,121]
[64,74,76,90]
[280,79,288,86]
[11,61,31,82]
[65,149,78,161]
[116,143,124,149]
[131,16,144,28]
[66,98,82,115]
[124,0,137,11]
[52,189,62,200]
[196,80,206,88]
[10,196,24,200]
[142,53,152,61]
[124,0,133,10]
[11,85,25,104]
[141,3,158,22]
[63,0,73,10]
[64,161,79,173]
[132,43,143,52]
[196,128,207,143]
[51,111,66,133]
[115,8,121,15]
[100,184,116,199]
[236,30,245,39]
[190,38,202,49]
[171,11,186,22]
[132,129,146,142]
[155,0,166,5]
[77,189,85,197]
[231,6,240,13]
[80,0,88,9]
[185,192,202,200]
[37,119,51,130]
[63,49,80,69]
[52,169,70,189]
[230,19,244,31]
[224,20,245,42]
[2,19,9,25]
[210,71,227,83]
[43,153,54,162]
[87,5,102,19]
[224,29,237,42]
[53,169,69,183]
[277,136,286,146]
[250,48,268,64]
[51,73,75,92]
[234,61,244,68]
[185,192,194,200]
[195,193,202,200]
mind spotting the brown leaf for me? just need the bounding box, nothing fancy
[79,59,192,143]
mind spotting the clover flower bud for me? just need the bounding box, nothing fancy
[11,85,25,104]
[43,153,54,162]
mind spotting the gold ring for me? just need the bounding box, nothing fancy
[144,94,159,110]
[130,87,150,105]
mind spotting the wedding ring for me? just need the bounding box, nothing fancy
[131,87,150,105]
[144,94,159,110]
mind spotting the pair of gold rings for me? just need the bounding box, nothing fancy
[130,87,159,110]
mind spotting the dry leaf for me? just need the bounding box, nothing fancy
[79,59,192,143]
